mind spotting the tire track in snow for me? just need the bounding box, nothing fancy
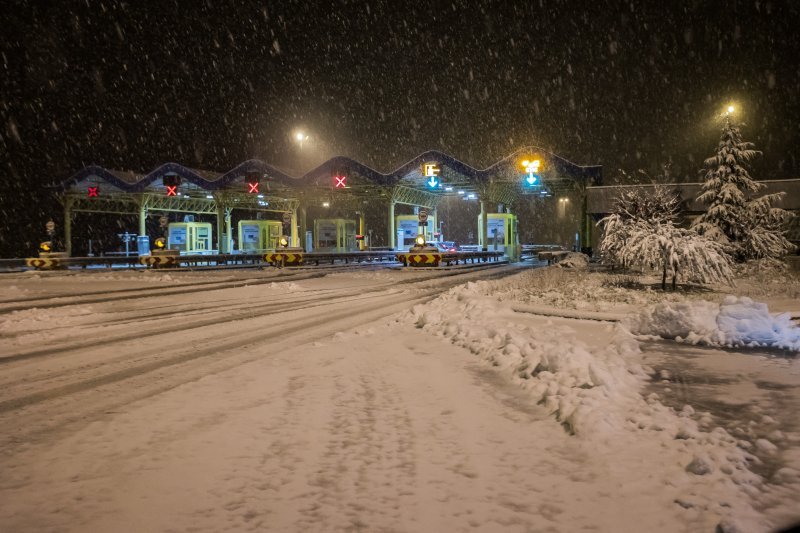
[0,291,433,451]
[0,264,521,452]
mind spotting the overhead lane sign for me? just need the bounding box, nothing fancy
[423,163,441,188]
[522,159,541,186]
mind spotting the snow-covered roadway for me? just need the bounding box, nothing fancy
[0,265,797,532]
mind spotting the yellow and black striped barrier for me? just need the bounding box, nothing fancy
[139,249,180,268]
[396,252,442,267]
[139,255,178,268]
[25,252,69,270]
[264,251,304,267]
[25,257,61,270]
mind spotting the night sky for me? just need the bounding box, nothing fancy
[1,0,799,254]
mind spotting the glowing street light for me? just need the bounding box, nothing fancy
[727,105,735,114]
[294,131,309,150]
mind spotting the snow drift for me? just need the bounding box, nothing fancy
[626,296,800,351]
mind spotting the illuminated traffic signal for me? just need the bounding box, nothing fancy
[279,236,290,247]
[521,159,541,186]
[88,186,99,197]
[154,237,166,249]
[39,241,52,252]
[163,175,181,196]
[423,163,440,188]
[333,175,347,188]
[246,172,260,193]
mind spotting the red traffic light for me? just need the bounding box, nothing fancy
[333,175,347,188]
[355,234,365,241]
[88,186,99,197]
[247,181,259,193]
[165,185,177,196]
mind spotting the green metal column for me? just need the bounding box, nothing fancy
[291,210,298,247]
[299,207,308,251]
[479,200,488,251]
[216,206,225,253]
[581,194,591,252]
[225,209,232,253]
[138,202,146,237]
[388,200,396,250]
[64,198,73,256]
[358,211,366,250]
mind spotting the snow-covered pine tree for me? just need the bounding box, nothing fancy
[692,115,795,260]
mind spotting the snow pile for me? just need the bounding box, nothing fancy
[491,268,692,313]
[626,296,800,351]
[408,281,654,436]
[0,305,95,335]
[404,278,767,531]
[0,285,27,298]
[555,252,589,269]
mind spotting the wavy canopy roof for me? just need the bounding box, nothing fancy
[59,147,602,193]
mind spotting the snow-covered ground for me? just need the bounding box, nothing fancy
[0,263,798,532]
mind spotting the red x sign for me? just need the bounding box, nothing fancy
[247,182,259,193]
[166,185,177,196]
[88,186,99,197]
[334,175,346,188]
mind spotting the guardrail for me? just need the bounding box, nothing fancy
[9,248,510,271]
[13,253,267,271]
[440,251,504,265]
[302,251,398,265]
[521,244,566,258]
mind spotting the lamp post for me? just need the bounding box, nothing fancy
[295,131,309,149]
[723,104,737,126]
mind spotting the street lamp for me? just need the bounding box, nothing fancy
[558,197,569,218]
[294,131,309,148]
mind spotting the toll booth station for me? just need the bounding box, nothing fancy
[396,215,437,251]
[478,213,519,259]
[167,222,212,254]
[238,220,283,253]
[54,148,601,260]
[313,219,357,252]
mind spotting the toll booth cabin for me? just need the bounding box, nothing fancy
[478,213,519,259]
[238,220,283,253]
[314,219,357,252]
[168,222,213,254]
[395,215,438,251]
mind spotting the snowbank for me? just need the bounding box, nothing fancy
[555,251,589,269]
[626,296,800,351]
[407,281,644,435]
[403,278,768,531]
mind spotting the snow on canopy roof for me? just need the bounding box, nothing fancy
[59,147,602,192]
